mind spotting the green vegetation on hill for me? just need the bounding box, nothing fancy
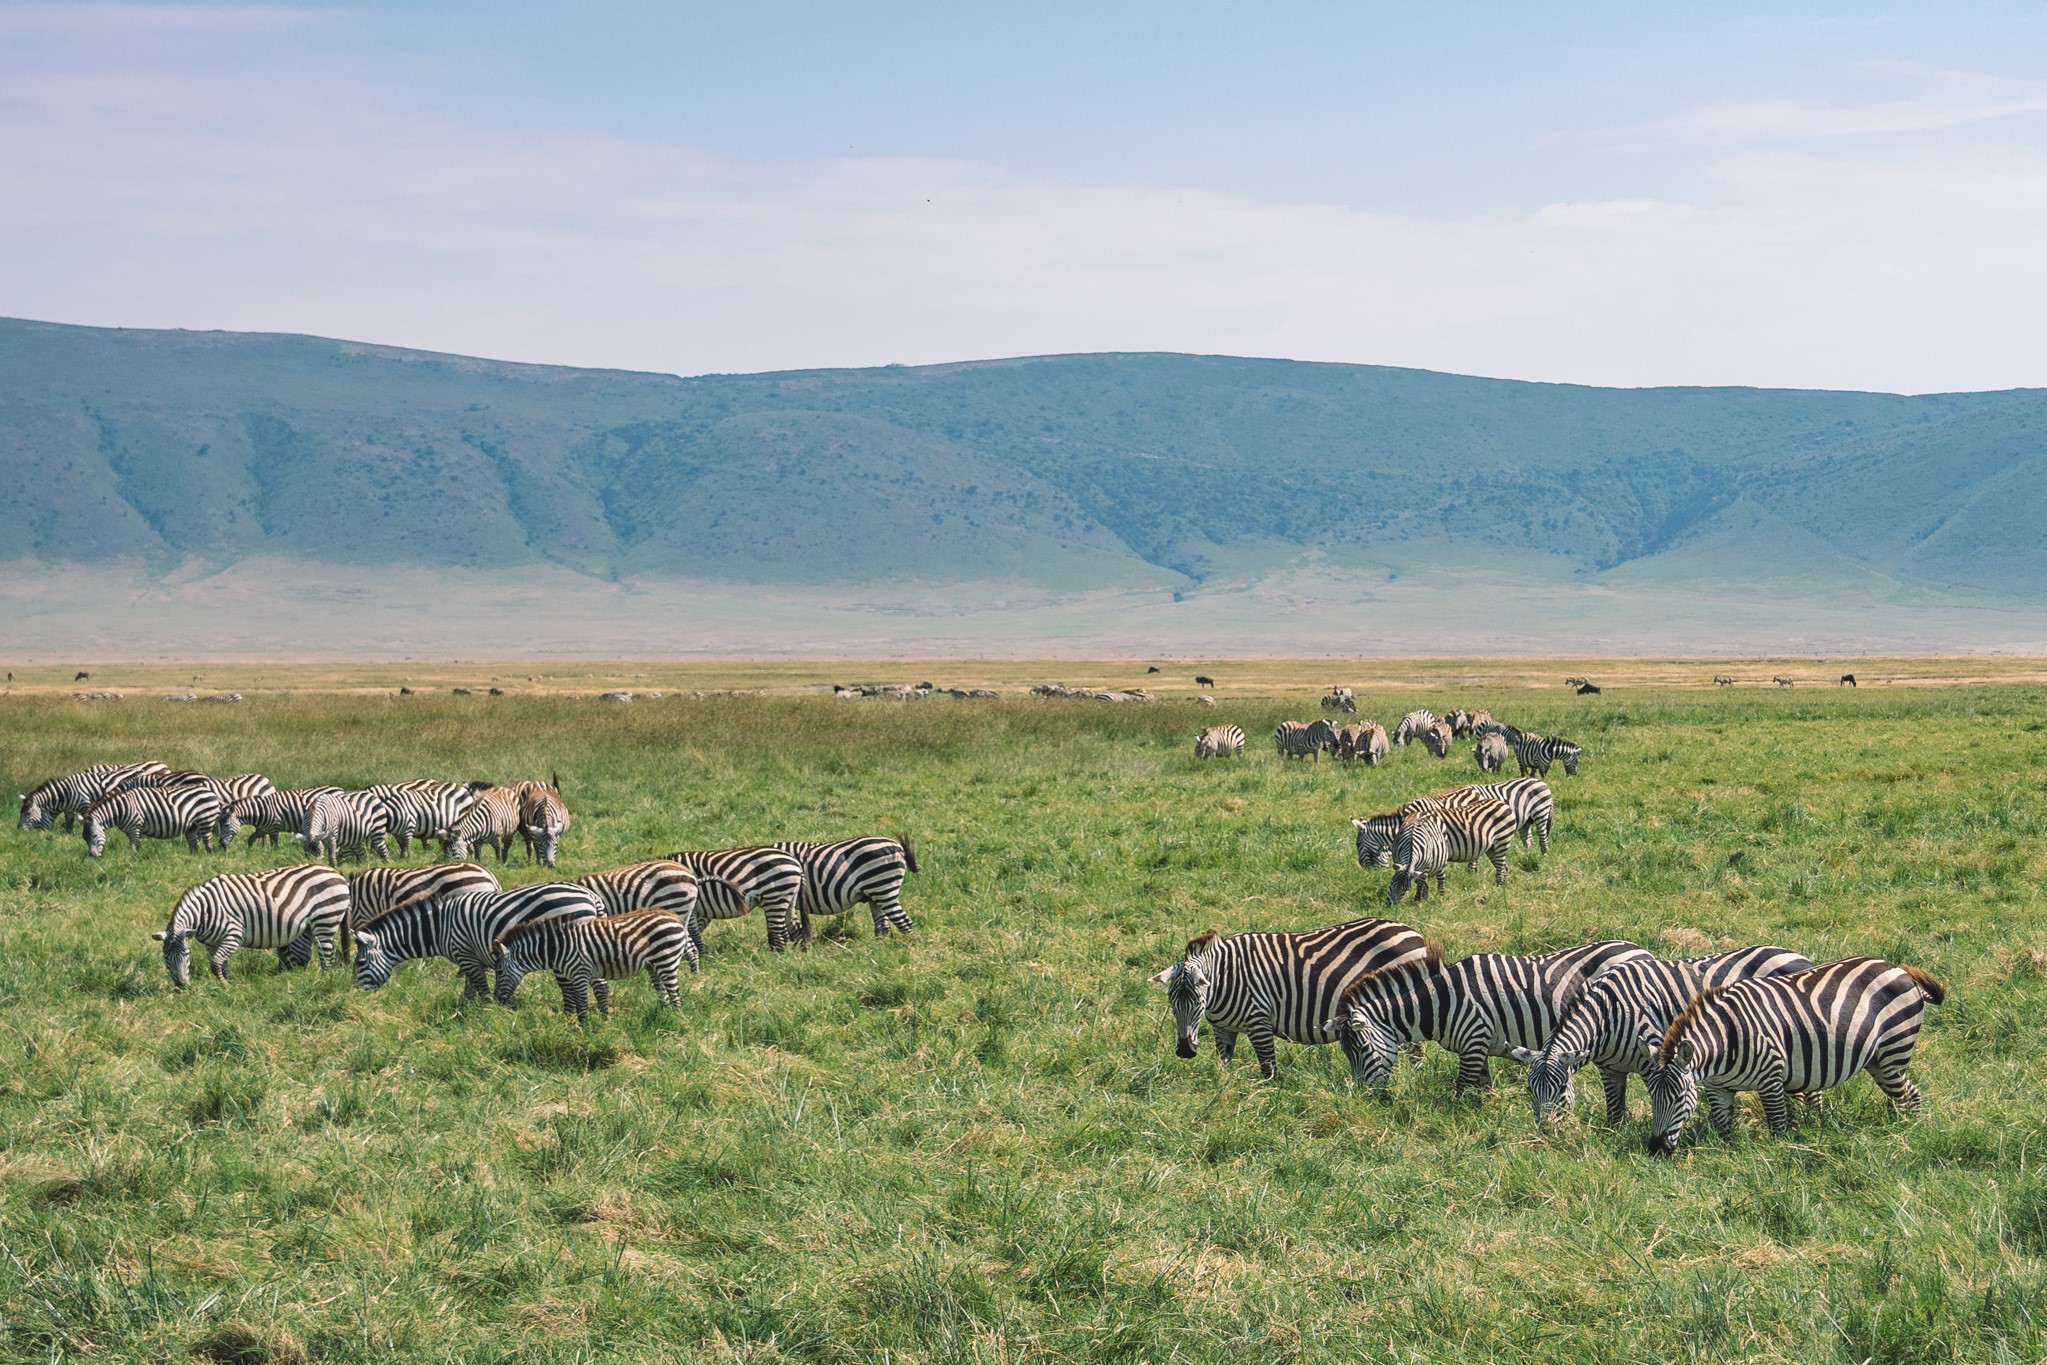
[3,318,2042,608]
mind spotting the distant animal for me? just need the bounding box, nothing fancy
[772,834,918,942]
[1513,733,1582,778]
[1422,720,1454,758]
[1640,957,1944,1154]
[1321,686,1356,714]
[489,687,505,696]
[1563,676,1589,689]
[1352,793,1517,885]
[1514,945,1815,1124]
[1839,674,1856,688]
[662,846,806,951]
[83,785,225,857]
[153,865,352,987]
[1274,719,1338,760]
[1393,709,1436,746]
[399,686,414,695]
[452,687,474,695]
[1195,694,1216,707]
[1773,675,1795,687]
[1577,683,1601,695]
[1194,675,1215,688]
[1147,666,1160,674]
[73,671,89,682]
[1713,675,1734,687]
[1330,939,1651,1093]
[493,907,697,1021]
[1195,724,1246,759]
[1149,916,1430,1079]
[351,882,604,998]
[19,760,168,833]
[1474,733,1511,773]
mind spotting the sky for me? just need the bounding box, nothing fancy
[3,2,2046,390]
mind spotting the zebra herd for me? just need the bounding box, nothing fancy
[1198,707,1582,781]
[1151,914,1943,1153]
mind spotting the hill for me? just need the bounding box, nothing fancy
[1,317,2042,654]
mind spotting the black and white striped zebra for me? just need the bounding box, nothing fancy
[442,785,525,864]
[1511,945,1815,1124]
[154,864,352,987]
[1392,710,1436,746]
[195,774,275,846]
[1352,793,1517,885]
[367,780,475,857]
[300,789,395,864]
[1641,957,1944,1153]
[233,786,343,849]
[573,860,706,973]
[83,784,225,856]
[493,908,696,1021]
[773,834,918,941]
[519,780,570,867]
[1329,938,1652,1092]
[1320,688,1356,713]
[1274,719,1337,760]
[1195,724,1246,758]
[346,862,501,959]
[351,881,604,998]
[1421,720,1455,758]
[19,760,167,832]
[1150,916,1429,1079]
[1443,777,1554,854]
[1513,732,1582,778]
[661,846,804,951]
[1473,733,1510,773]
[1386,815,1450,904]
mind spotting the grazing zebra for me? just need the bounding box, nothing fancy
[1274,719,1338,760]
[368,780,475,857]
[573,860,705,972]
[773,834,917,941]
[1474,732,1510,773]
[83,785,225,856]
[346,862,501,958]
[1357,721,1389,766]
[1640,957,1945,1153]
[443,785,525,864]
[1195,724,1246,759]
[1353,793,1517,884]
[1473,718,1518,740]
[519,779,571,867]
[1511,945,1815,1124]
[1329,938,1652,1092]
[663,846,806,951]
[1149,916,1429,1079]
[1773,675,1795,687]
[153,864,351,986]
[200,774,275,846]
[1386,814,1451,904]
[1422,720,1454,758]
[299,790,394,864]
[493,908,696,1021]
[1512,732,1582,778]
[1442,777,1554,854]
[1321,688,1357,713]
[351,881,604,997]
[19,760,167,832]
[1392,710,1435,746]
[1195,695,1216,707]
[1330,723,1366,762]
[233,786,343,849]
[1713,675,1734,687]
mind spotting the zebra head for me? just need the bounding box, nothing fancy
[1150,930,1220,1059]
[18,789,53,831]
[1351,817,1397,870]
[1332,1002,1404,1088]
[1558,742,1582,777]
[351,930,396,989]
[1514,1045,1580,1124]
[491,941,531,1005]
[441,832,472,861]
[83,812,108,858]
[152,928,196,989]
[1639,1026,1700,1155]
[217,808,241,847]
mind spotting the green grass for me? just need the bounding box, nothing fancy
[2,685,2046,1362]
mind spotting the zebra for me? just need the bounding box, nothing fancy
[1510,945,1815,1124]
[493,908,696,1021]
[663,846,805,951]
[1149,916,1429,1079]
[346,862,501,959]
[1353,793,1517,883]
[299,789,394,864]
[153,864,352,986]
[83,784,224,856]
[233,786,342,849]
[1392,710,1435,746]
[1773,675,1795,687]
[1194,724,1246,759]
[572,860,706,973]
[1714,675,1734,687]
[1330,723,1366,762]
[1274,719,1337,760]
[19,760,167,832]
[1386,814,1451,904]
[1512,732,1582,778]
[1640,957,1945,1154]
[519,779,570,867]
[442,785,525,863]
[1320,688,1357,714]
[1474,732,1511,772]
[1443,777,1553,854]
[1356,721,1390,766]
[351,881,604,997]
[772,835,917,941]
[1328,938,1652,1093]
[199,774,275,846]
[367,780,475,857]
[1421,720,1454,758]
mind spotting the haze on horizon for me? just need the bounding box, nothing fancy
[4,1,2047,394]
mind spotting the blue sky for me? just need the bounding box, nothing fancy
[4,2,2046,387]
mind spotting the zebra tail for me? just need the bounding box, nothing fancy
[1902,964,1946,1006]
[897,832,919,874]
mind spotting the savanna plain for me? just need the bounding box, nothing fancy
[3,668,2046,1363]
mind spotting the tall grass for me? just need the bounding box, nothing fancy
[2,684,2044,1361]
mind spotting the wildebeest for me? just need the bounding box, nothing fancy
[1839,673,1856,688]
[1576,683,1601,695]
[1147,666,1160,674]
[74,671,90,682]
[1194,675,1215,688]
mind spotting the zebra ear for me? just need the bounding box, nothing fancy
[152,931,170,941]
[1350,818,1369,832]
[1148,966,1175,985]
[1504,1046,1541,1065]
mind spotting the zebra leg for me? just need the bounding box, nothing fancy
[1538,819,1550,855]
[1251,1029,1278,1080]
[211,929,244,982]
[1758,1078,1793,1135]
[1705,1086,1739,1139]
[1870,1063,1923,1112]
[1491,850,1508,885]
[279,934,313,970]
[370,834,390,862]
[127,824,143,853]
[561,975,590,1024]
[459,958,491,998]
[653,964,679,1007]
[1599,1066,1630,1124]
[1212,1026,1238,1062]
[593,978,611,1017]
[1454,1047,1493,1096]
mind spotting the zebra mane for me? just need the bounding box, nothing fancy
[1334,941,1442,1011]
[1183,928,1222,959]
[1901,964,1946,1005]
[356,893,442,936]
[1659,986,1725,1064]
[895,832,919,874]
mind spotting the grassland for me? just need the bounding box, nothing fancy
[2,679,2045,1362]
